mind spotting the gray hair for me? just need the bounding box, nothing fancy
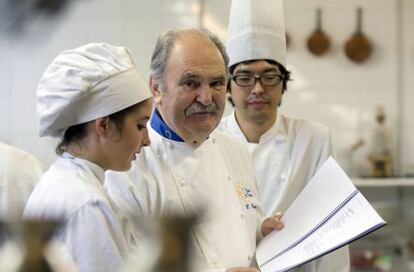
[150,28,229,85]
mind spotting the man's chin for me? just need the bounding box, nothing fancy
[247,110,272,122]
[184,124,218,142]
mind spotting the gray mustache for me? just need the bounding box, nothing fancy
[185,102,218,116]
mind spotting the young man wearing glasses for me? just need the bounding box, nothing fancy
[218,0,350,271]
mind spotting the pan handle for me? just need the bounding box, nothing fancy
[356,7,363,34]
[316,8,323,31]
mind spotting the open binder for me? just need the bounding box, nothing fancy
[256,157,386,272]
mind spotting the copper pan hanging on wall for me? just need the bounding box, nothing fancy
[307,8,331,56]
[344,7,373,63]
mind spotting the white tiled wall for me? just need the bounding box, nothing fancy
[0,0,412,177]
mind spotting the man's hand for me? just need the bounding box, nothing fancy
[226,267,260,272]
[261,212,284,237]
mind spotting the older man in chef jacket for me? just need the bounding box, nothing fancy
[218,0,350,271]
[105,28,283,272]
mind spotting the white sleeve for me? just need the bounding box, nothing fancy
[105,169,148,214]
[57,200,128,272]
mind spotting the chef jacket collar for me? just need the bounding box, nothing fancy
[260,113,288,143]
[228,110,249,142]
[150,109,184,142]
[62,152,105,184]
[230,110,288,144]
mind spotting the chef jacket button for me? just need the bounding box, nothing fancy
[227,176,231,181]
[212,138,216,143]
[212,260,220,266]
[180,179,186,186]
[240,213,244,219]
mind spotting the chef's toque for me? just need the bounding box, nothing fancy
[37,43,152,137]
[226,0,287,68]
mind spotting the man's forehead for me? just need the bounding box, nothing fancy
[167,39,226,77]
[234,60,280,73]
[174,33,213,53]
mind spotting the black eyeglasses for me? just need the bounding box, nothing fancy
[231,74,284,87]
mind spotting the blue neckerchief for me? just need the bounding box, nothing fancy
[150,110,184,142]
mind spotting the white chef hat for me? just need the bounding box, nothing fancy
[226,0,287,68]
[37,42,152,137]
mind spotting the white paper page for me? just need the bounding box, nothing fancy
[256,157,385,272]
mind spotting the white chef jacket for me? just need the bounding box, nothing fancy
[0,142,44,219]
[23,153,135,272]
[219,112,350,272]
[105,126,261,272]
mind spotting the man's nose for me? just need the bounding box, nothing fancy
[251,78,265,95]
[196,85,213,105]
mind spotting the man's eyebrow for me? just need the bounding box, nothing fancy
[210,75,227,81]
[234,67,279,74]
[180,72,201,79]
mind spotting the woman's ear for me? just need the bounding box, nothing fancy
[94,117,111,137]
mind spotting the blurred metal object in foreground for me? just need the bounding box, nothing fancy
[15,219,60,272]
[154,215,196,272]
[0,0,73,35]
[0,219,77,272]
[123,215,198,272]
[3,215,198,272]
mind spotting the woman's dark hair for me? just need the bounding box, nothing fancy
[55,103,141,155]
[227,59,292,106]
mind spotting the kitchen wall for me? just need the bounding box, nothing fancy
[279,0,413,177]
[402,0,414,176]
[0,0,412,177]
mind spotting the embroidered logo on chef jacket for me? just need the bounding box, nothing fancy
[235,183,257,210]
